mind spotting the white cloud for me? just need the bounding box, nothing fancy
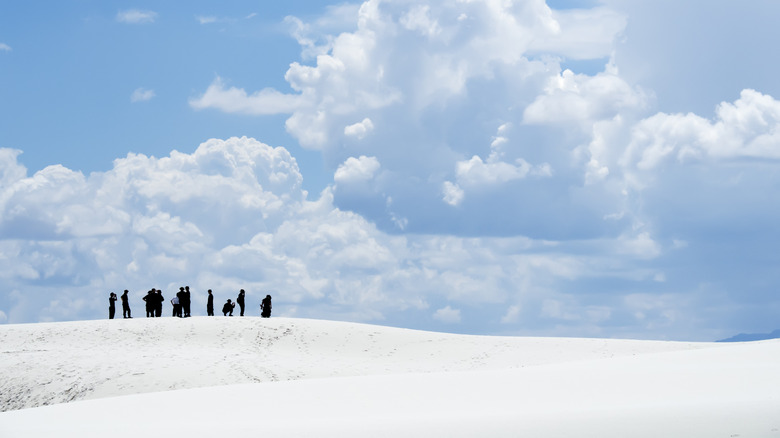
[622,89,780,175]
[0,43,11,52]
[334,156,380,184]
[116,10,158,24]
[0,137,678,334]
[189,77,302,116]
[344,118,374,139]
[529,7,627,59]
[400,5,441,38]
[6,1,778,339]
[617,232,661,260]
[197,16,219,25]
[455,156,531,187]
[131,88,156,103]
[523,68,649,128]
[189,0,634,234]
[441,181,464,206]
[433,305,461,324]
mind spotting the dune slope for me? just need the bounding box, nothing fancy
[2,317,779,437]
[2,316,709,411]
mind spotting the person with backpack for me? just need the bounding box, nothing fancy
[121,290,132,318]
[260,295,272,318]
[222,299,235,316]
[237,289,246,317]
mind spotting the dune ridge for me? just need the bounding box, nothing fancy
[1,317,778,437]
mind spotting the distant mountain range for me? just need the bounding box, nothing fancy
[717,329,780,342]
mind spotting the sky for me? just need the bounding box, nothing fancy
[1,0,779,341]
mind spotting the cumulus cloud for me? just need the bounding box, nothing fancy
[622,89,780,175]
[529,7,627,59]
[131,88,156,103]
[0,137,713,338]
[0,43,11,52]
[334,156,380,184]
[523,67,649,128]
[2,132,778,339]
[190,0,636,236]
[455,156,531,187]
[400,5,441,38]
[441,181,464,206]
[116,9,158,24]
[344,118,374,140]
[6,1,779,340]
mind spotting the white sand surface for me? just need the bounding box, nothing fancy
[1,317,778,437]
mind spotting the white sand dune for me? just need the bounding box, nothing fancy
[1,317,778,437]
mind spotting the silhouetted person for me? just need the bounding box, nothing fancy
[171,295,182,317]
[109,292,117,319]
[260,295,272,318]
[176,287,185,316]
[183,286,192,317]
[207,290,214,316]
[237,289,246,317]
[222,299,235,316]
[155,289,164,317]
[143,289,156,317]
[121,290,132,318]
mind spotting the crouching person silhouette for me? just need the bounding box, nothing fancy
[222,299,235,316]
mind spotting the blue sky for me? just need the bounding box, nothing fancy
[1,0,780,341]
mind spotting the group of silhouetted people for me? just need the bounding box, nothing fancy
[142,289,166,317]
[109,287,272,320]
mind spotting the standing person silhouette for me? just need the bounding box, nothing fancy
[155,289,164,317]
[109,292,117,319]
[121,290,132,318]
[143,289,155,317]
[207,290,214,316]
[176,287,187,317]
[237,289,246,317]
[183,286,192,317]
[260,295,272,318]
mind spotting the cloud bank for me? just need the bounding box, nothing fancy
[3,0,780,340]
